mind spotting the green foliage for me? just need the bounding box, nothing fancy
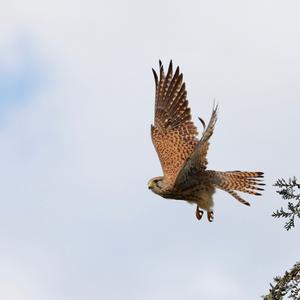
[263,262,300,300]
[272,178,300,231]
[263,177,300,299]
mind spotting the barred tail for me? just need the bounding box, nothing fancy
[211,171,265,206]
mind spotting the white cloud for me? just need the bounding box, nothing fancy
[0,0,300,299]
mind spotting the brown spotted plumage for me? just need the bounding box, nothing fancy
[148,61,264,221]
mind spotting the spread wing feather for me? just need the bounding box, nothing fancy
[151,61,198,185]
[174,105,218,188]
[151,60,217,187]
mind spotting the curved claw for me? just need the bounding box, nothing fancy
[195,206,204,220]
[207,211,214,222]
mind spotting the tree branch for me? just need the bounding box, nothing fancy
[263,262,300,299]
[272,177,300,231]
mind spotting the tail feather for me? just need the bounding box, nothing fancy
[223,189,250,206]
[212,170,264,206]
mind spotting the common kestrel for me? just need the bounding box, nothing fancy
[148,61,264,222]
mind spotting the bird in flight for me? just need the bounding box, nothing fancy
[148,60,264,222]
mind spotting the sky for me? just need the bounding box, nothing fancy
[0,1,300,299]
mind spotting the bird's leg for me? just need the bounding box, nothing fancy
[195,205,204,220]
[207,210,214,222]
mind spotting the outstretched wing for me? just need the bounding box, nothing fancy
[151,61,198,185]
[174,105,218,188]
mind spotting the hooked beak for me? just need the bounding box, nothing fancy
[148,181,154,189]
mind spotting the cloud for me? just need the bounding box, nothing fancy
[0,37,45,123]
[0,1,300,300]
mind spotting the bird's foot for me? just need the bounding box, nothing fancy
[195,206,204,220]
[207,211,214,222]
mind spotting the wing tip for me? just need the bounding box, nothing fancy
[212,100,219,113]
[198,117,206,130]
[167,60,173,77]
[152,68,158,86]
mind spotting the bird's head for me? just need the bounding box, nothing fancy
[148,176,164,195]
